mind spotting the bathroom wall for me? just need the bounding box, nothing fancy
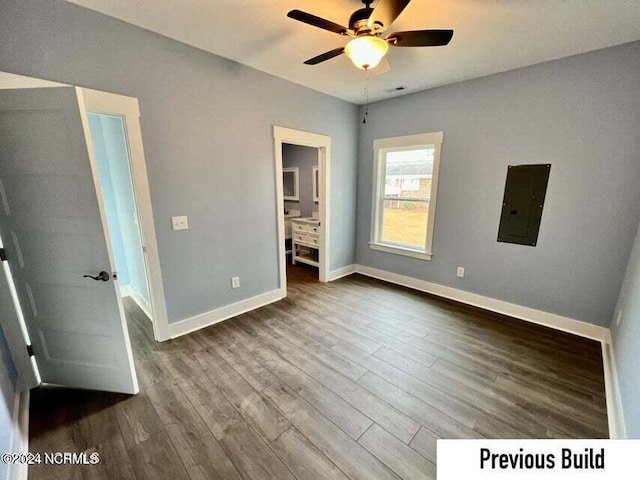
[283,143,318,218]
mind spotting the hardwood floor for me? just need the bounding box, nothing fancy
[29,265,608,479]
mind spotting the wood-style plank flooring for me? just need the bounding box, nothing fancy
[29,265,608,479]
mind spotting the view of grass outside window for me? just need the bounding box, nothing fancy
[371,132,443,260]
[379,148,434,250]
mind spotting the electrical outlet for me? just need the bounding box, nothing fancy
[171,216,189,231]
[231,276,240,289]
[616,310,623,327]
[456,266,465,278]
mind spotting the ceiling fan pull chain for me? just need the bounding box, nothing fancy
[363,73,370,124]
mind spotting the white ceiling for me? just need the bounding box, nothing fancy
[66,0,640,104]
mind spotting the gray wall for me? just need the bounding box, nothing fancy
[356,41,640,327]
[0,0,358,323]
[0,326,17,480]
[283,143,318,218]
[611,220,640,438]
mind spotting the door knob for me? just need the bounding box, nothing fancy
[83,271,110,282]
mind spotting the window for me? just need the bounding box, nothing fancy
[370,132,443,260]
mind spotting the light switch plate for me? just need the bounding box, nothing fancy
[171,216,189,231]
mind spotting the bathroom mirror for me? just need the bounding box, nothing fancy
[283,167,299,201]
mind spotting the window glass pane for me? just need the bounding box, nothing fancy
[383,148,434,199]
[380,199,428,249]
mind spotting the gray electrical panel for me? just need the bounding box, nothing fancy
[497,164,551,246]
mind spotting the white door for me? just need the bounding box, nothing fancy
[0,87,138,394]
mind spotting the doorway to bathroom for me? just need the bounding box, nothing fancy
[273,126,331,295]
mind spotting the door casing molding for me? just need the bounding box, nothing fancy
[81,88,171,342]
[273,125,332,293]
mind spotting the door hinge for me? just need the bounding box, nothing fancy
[0,248,7,262]
[26,345,34,357]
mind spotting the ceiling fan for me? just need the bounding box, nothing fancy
[287,0,454,71]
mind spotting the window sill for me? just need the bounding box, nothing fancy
[369,242,432,261]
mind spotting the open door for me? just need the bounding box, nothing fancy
[0,87,138,394]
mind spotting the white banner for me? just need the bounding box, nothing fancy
[437,439,640,479]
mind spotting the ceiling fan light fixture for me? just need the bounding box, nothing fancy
[344,35,389,70]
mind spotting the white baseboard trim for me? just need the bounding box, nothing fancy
[120,284,133,297]
[354,264,610,343]
[167,288,284,339]
[602,341,626,438]
[8,389,29,480]
[120,285,153,322]
[327,264,357,282]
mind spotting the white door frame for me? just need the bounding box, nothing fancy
[80,88,171,342]
[0,235,40,391]
[273,126,331,291]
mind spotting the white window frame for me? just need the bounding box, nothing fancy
[369,131,443,261]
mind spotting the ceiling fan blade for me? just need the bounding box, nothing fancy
[387,29,454,47]
[303,47,346,65]
[367,0,412,32]
[374,56,391,75]
[287,10,350,35]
